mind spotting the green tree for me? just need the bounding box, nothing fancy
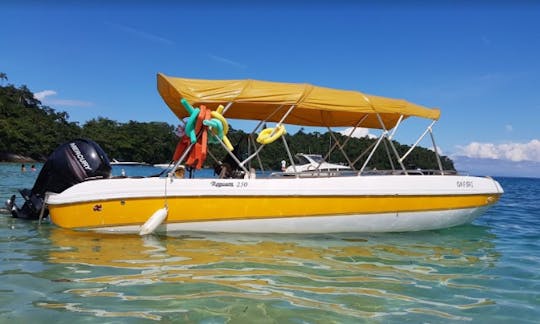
[0,75,455,171]
[0,72,7,85]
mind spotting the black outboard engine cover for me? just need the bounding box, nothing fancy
[8,139,111,219]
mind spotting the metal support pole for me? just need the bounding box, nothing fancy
[359,131,387,174]
[429,127,444,174]
[221,102,234,115]
[281,135,298,176]
[326,127,355,170]
[382,137,396,171]
[170,140,197,174]
[321,115,368,171]
[241,105,295,168]
[399,120,437,163]
[351,139,378,167]
[214,135,250,174]
[248,135,265,172]
[376,114,408,174]
[249,105,285,138]
[388,115,404,140]
[275,105,295,128]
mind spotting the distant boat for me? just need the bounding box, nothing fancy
[284,153,352,177]
[153,163,172,169]
[110,159,149,166]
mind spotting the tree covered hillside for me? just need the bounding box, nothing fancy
[0,82,81,160]
[0,77,177,163]
[0,74,454,170]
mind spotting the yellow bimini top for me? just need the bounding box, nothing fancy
[157,73,440,129]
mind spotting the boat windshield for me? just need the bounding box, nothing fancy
[306,155,325,163]
[295,155,311,164]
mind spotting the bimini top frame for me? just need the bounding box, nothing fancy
[157,73,447,177]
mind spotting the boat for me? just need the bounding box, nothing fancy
[153,163,172,169]
[283,153,352,177]
[6,73,503,234]
[110,159,149,166]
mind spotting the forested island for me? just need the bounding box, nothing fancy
[0,74,454,171]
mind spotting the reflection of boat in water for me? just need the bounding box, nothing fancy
[47,225,498,273]
[43,226,499,321]
[7,73,503,234]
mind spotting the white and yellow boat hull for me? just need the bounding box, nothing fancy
[46,175,503,233]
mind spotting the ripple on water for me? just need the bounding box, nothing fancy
[10,227,508,322]
[1,171,539,322]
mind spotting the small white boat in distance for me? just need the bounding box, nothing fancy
[284,153,352,176]
[110,159,149,166]
[153,163,172,169]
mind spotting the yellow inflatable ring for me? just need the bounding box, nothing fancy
[257,125,286,145]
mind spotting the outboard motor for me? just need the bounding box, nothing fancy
[6,139,111,219]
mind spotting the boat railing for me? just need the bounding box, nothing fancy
[270,170,358,178]
[269,169,456,178]
[360,169,457,176]
[170,100,452,180]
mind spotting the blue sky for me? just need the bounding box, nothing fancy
[1,1,539,177]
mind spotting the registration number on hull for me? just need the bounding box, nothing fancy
[456,180,474,188]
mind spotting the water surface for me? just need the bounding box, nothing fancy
[1,164,538,323]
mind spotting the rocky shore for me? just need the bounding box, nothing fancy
[0,152,36,163]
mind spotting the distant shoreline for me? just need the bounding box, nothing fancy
[0,152,37,163]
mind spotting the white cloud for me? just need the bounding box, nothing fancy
[453,155,540,178]
[106,22,174,45]
[207,53,247,69]
[34,90,93,107]
[455,139,540,162]
[505,124,513,132]
[338,127,377,139]
[428,146,444,155]
[34,90,56,101]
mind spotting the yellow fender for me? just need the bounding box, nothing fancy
[210,105,234,151]
[257,125,286,145]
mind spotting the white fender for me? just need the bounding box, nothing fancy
[139,207,168,235]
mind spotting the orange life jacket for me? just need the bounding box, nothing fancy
[172,105,211,169]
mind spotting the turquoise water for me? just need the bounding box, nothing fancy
[0,163,538,323]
